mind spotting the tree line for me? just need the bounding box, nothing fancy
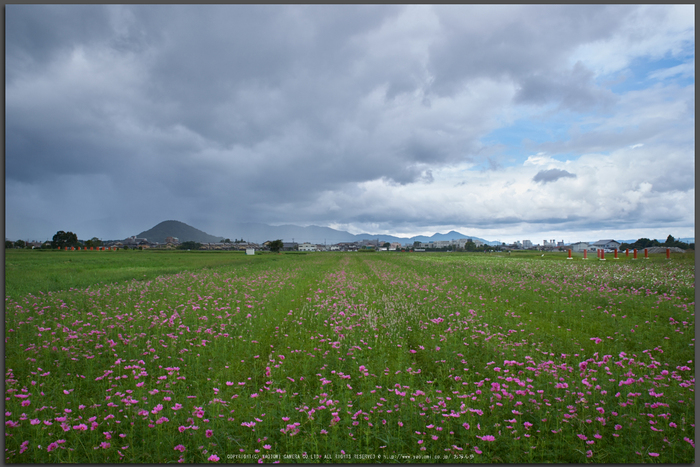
[619,235,694,251]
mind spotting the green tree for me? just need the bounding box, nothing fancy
[51,231,79,249]
[269,239,284,253]
[5,240,14,249]
[224,239,231,244]
[13,240,26,249]
[85,237,103,248]
[665,235,675,245]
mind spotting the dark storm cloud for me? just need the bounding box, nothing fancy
[532,168,577,184]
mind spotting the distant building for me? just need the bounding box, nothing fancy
[522,240,532,248]
[298,242,316,252]
[591,239,621,251]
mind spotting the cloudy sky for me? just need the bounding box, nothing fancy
[6,5,695,243]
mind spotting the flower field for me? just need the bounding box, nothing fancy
[4,251,695,463]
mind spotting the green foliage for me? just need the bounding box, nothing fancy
[85,237,103,248]
[51,230,79,249]
[621,235,690,251]
[269,239,284,253]
[5,240,14,249]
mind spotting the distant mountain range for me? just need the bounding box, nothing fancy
[131,220,693,246]
[131,220,499,245]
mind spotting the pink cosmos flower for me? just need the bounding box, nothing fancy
[174,445,186,452]
[208,454,220,462]
[206,429,213,438]
[586,450,593,458]
[263,445,271,450]
[47,442,59,452]
[649,453,659,457]
[172,403,183,410]
[477,435,495,442]
[100,442,111,449]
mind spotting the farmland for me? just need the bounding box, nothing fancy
[4,250,695,463]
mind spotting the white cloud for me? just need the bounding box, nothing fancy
[569,4,694,77]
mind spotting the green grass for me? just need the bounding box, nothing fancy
[4,249,300,298]
[4,250,695,463]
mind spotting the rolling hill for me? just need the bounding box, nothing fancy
[135,220,225,244]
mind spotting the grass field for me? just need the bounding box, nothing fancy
[4,249,695,463]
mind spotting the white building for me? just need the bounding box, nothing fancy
[298,242,317,252]
[590,239,621,251]
[522,240,532,248]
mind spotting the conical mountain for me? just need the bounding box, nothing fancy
[135,220,224,244]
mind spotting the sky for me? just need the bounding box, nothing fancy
[5,5,695,243]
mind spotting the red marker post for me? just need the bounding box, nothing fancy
[633,249,638,260]
[614,248,618,259]
[583,250,588,260]
[644,248,649,259]
[600,249,606,261]
[666,248,670,260]
[567,249,572,259]
[626,248,629,257]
